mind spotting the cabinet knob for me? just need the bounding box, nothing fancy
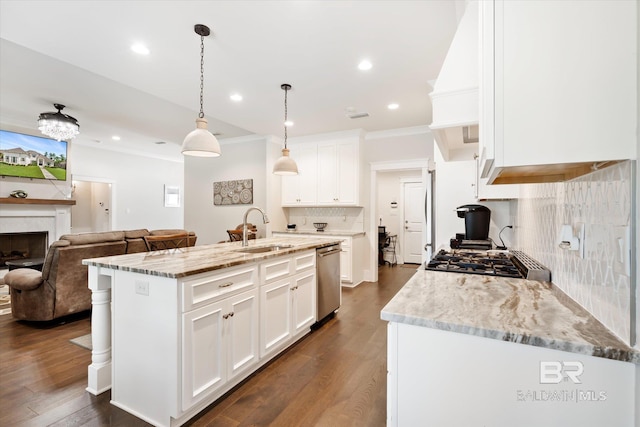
[219,282,233,288]
[229,312,234,317]
[223,314,229,319]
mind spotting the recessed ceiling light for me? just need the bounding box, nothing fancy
[111,135,121,141]
[358,60,372,71]
[230,93,243,102]
[131,43,150,55]
[284,120,294,127]
[387,103,399,110]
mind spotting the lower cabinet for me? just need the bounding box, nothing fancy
[260,269,316,358]
[339,239,352,282]
[387,322,636,426]
[182,287,259,410]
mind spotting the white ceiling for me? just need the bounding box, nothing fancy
[0,0,462,160]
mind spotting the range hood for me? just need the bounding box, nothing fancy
[429,1,479,161]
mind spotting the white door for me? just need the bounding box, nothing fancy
[402,182,423,264]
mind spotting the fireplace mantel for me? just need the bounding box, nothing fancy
[0,197,76,206]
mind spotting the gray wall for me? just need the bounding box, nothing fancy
[184,136,271,245]
[71,143,184,231]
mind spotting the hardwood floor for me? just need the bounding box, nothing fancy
[0,265,418,427]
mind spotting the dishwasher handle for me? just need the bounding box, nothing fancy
[317,245,342,258]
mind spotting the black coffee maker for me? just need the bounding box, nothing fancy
[451,204,492,249]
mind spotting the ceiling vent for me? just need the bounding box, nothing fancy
[346,111,370,119]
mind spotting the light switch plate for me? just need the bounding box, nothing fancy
[135,280,149,296]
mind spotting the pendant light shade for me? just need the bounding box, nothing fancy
[182,118,221,157]
[38,104,79,141]
[182,24,221,157]
[273,83,298,175]
[273,148,298,175]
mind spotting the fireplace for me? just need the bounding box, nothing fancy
[0,231,48,269]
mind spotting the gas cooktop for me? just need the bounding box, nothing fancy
[426,249,523,278]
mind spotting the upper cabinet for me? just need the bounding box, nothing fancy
[281,144,317,206]
[317,140,359,205]
[480,0,637,184]
[282,134,362,207]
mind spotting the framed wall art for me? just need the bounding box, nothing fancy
[213,179,253,205]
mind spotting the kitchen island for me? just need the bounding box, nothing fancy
[381,270,640,427]
[83,236,341,427]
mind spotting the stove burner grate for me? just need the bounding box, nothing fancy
[426,249,524,279]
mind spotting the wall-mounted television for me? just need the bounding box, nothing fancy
[0,129,68,181]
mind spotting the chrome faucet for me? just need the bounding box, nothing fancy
[242,207,269,246]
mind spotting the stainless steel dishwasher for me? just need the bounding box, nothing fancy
[316,243,341,323]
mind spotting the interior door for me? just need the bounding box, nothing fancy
[402,181,423,264]
[71,178,113,233]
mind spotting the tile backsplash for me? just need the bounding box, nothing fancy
[286,207,364,233]
[515,160,635,345]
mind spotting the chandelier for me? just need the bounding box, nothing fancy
[272,83,298,175]
[182,24,221,157]
[37,104,80,141]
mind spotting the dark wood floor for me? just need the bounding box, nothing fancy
[0,265,418,427]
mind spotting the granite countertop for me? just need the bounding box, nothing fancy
[381,270,640,364]
[82,237,341,279]
[273,230,366,237]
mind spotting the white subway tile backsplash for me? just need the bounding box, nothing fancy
[286,207,364,232]
[515,161,634,345]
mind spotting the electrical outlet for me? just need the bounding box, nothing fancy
[135,280,149,296]
[577,223,585,259]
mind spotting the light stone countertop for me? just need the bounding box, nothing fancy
[82,237,341,279]
[273,230,366,237]
[381,269,640,364]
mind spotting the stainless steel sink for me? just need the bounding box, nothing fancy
[236,244,293,254]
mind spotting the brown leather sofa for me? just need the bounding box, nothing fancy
[3,229,196,321]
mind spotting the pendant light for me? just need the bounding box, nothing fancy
[273,83,298,175]
[182,24,221,157]
[37,104,80,141]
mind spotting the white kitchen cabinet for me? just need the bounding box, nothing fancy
[182,287,258,410]
[480,0,637,184]
[281,143,317,205]
[260,277,292,357]
[259,249,316,358]
[322,234,366,287]
[339,240,352,283]
[260,266,316,358]
[387,322,636,427]
[317,140,359,205]
[291,270,316,335]
[474,156,519,200]
[282,138,360,207]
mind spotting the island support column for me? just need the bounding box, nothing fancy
[86,266,113,395]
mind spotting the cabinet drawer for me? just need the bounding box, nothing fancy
[260,258,292,285]
[181,265,258,312]
[294,250,316,273]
